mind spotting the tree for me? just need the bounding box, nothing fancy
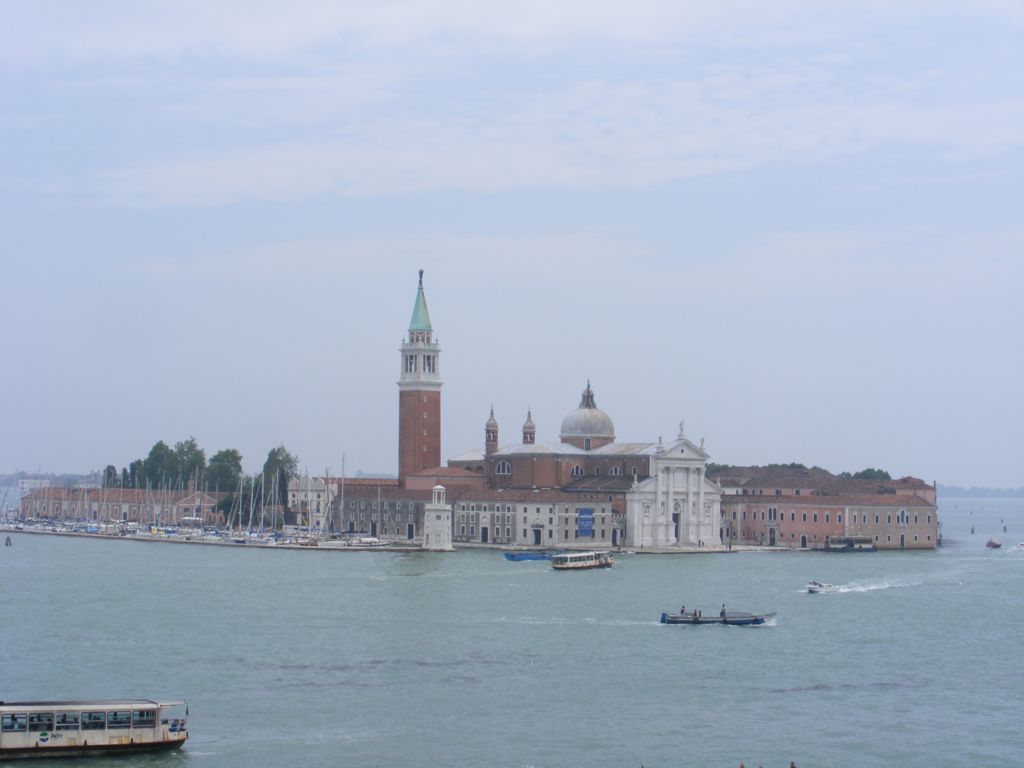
[207,449,243,494]
[120,467,129,487]
[174,437,206,490]
[128,460,144,489]
[143,441,178,489]
[102,465,119,488]
[262,445,299,508]
[851,468,891,481]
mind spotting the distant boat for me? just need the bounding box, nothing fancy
[807,581,839,594]
[815,537,876,553]
[551,551,613,570]
[986,539,1002,549]
[660,610,775,626]
[504,550,559,561]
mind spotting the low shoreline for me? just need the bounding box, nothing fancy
[2,525,786,555]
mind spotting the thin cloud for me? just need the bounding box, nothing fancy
[85,75,1024,206]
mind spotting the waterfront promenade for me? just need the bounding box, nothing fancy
[2,524,769,554]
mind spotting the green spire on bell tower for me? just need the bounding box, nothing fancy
[409,269,433,332]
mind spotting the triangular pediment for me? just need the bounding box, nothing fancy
[660,436,708,461]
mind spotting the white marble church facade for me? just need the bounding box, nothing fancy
[624,425,722,548]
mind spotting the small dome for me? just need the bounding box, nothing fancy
[559,381,614,441]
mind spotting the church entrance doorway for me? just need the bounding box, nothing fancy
[533,529,542,546]
[480,527,489,544]
[769,528,776,546]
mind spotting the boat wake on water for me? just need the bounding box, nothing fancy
[805,578,917,594]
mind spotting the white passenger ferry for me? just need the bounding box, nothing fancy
[551,551,614,570]
[0,700,187,760]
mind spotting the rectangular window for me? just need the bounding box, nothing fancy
[2,714,27,732]
[522,529,527,538]
[55,712,79,731]
[28,713,54,732]
[548,529,553,539]
[825,513,829,523]
[813,513,818,523]
[107,711,131,729]
[791,512,795,522]
[132,710,156,729]
[837,514,842,523]
[81,712,106,731]
[802,512,807,522]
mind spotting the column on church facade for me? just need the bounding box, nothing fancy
[698,467,706,544]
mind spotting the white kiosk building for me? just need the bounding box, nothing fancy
[422,485,454,551]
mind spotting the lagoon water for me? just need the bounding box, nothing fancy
[3,498,1023,768]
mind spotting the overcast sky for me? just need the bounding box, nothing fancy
[2,2,1022,488]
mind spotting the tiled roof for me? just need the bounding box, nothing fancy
[447,487,604,504]
[408,467,480,478]
[562,476,634,492]
[722,493,934,508]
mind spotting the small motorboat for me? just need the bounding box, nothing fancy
[504,550,559,561]
[807,581,839,594]
[986,539,1002,549]
[660,610,776,626]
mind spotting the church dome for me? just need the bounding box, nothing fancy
[559,381,615,441]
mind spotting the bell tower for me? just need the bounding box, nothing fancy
[398,270,442,484]
[485,407,499,455]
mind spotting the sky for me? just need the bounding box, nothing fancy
[2,1,1022,488]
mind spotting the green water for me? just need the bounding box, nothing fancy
[3,498,1023,767]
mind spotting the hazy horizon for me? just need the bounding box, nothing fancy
[3,2,1021,488]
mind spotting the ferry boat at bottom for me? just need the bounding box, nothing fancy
[0,699,187,760]
[551,551,614,570]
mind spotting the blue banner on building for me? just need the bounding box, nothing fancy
[578,508,594,537]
